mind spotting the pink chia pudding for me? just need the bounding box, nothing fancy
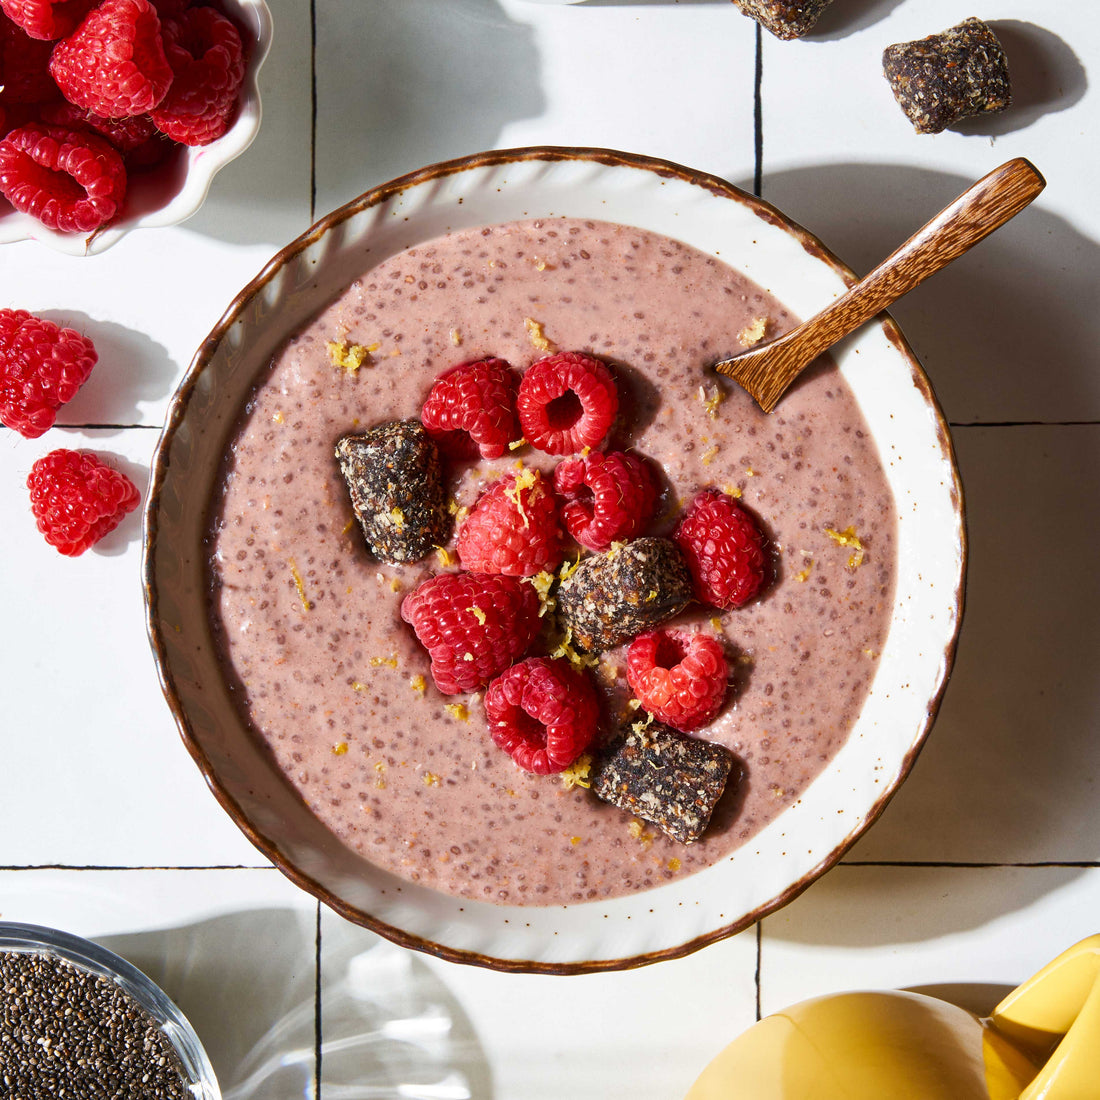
[207,217,896,906]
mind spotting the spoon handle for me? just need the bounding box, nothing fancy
[776,157,1045,365]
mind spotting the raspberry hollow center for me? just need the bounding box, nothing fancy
[544,389,583,431]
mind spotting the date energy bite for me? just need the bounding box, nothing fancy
[883,17,1012,134]
[729,0,835,40]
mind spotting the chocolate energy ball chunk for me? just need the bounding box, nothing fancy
[557,537,693,653]
[335,419,449,564]
[592,719,736,844]
[883,18,1011,135]
[730,0,835,40]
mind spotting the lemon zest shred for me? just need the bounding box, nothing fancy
[470,606,487,626]
[410,674,427,693]
[288,559,311,611]
[524,317,554,352]
[369,655,398,668]
[444,703,470,723]
[559,754,592,790]
[332,742,349,756]
[423,772,441,787]
[738,316,768,347]
[825,525,865,569]
[327,339,377,373]
[435,545,455,568]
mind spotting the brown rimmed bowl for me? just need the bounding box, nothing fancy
[142,147,966,974]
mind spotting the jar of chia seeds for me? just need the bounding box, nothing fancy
[0,922,219,1100]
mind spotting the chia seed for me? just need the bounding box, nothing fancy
[0,950,191,1100]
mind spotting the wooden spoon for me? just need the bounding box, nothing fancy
[713,158,1046,413]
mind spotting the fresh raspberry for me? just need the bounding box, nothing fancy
[420,357,520,461]
[485,657,600,774]
[0,13,57,103]
[0,308,97,437]
[400,571,541,695]
[49,0,173,119]
[456,468,563,577]
[626,629,729,733]
[553,450,660,552]
[150,5,245,146]
[0,123,127,233]
[516,351,618,456]
[40,99,157,153]
[27,448,139,555]
[673,489,768,609]
[0,0,97,40]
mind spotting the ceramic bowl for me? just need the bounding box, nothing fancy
[0,0,272,257]
[143,147,966,974]
[0,921,220,1098]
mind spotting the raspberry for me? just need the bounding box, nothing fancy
[40,99,157,153]
[420,357,520,461]
[626,629,729,733]
[0,0,96,40]
[553,450,660,551]
[27,448,139,555]
[456,468,563,577]
[49,0,173,119]
[0,13,57,102]
[150,5,245,146]
[0,308,97,437]
[485,657,600,774]
[516,351,618,456]
[673,489,768,609]
[400,571,541,695]
[0,123,127,233]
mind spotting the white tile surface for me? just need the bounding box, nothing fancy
[0,429,263,867]
[2,2,1099,1097]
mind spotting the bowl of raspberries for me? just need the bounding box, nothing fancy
[0,0,271,255]
[145,147,965,972]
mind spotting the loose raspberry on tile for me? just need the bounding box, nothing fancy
[150,5,245,146]
[49,0,173,118]
[0,123,127,233]
[400,571,541,695]
[27,448,139,555]
[0,0,97,40]
[674,489,768,609]
[456,467,563,577]
[627,629,728,733]
[516,351,618,455]
[485,657,600,774]
[0,13,57,102]
[420,357,520,460]
[0,308,97,438]
[554,449,659,551]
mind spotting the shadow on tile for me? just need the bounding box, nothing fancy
[766,865,1085,947]
[739,162,1100,423]
[803,0,907,41]
[956,22,1087,136]
[183,0,315,246]
[103,908,488,1100]
[310,0,546,217]
[36,312,177,429]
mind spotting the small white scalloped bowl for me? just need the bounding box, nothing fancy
[144,148,966,974]
[0,0,271,257]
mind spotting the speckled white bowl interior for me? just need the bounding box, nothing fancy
[0,0,271,257]
[144,148,966,973]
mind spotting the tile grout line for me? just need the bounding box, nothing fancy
[753,23,763,198]
[754,919,763,1021]
[314,900,323,1100]
[309,0,318,225]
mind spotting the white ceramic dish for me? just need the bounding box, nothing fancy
[144,147,965,973]
[0,0,271,257]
